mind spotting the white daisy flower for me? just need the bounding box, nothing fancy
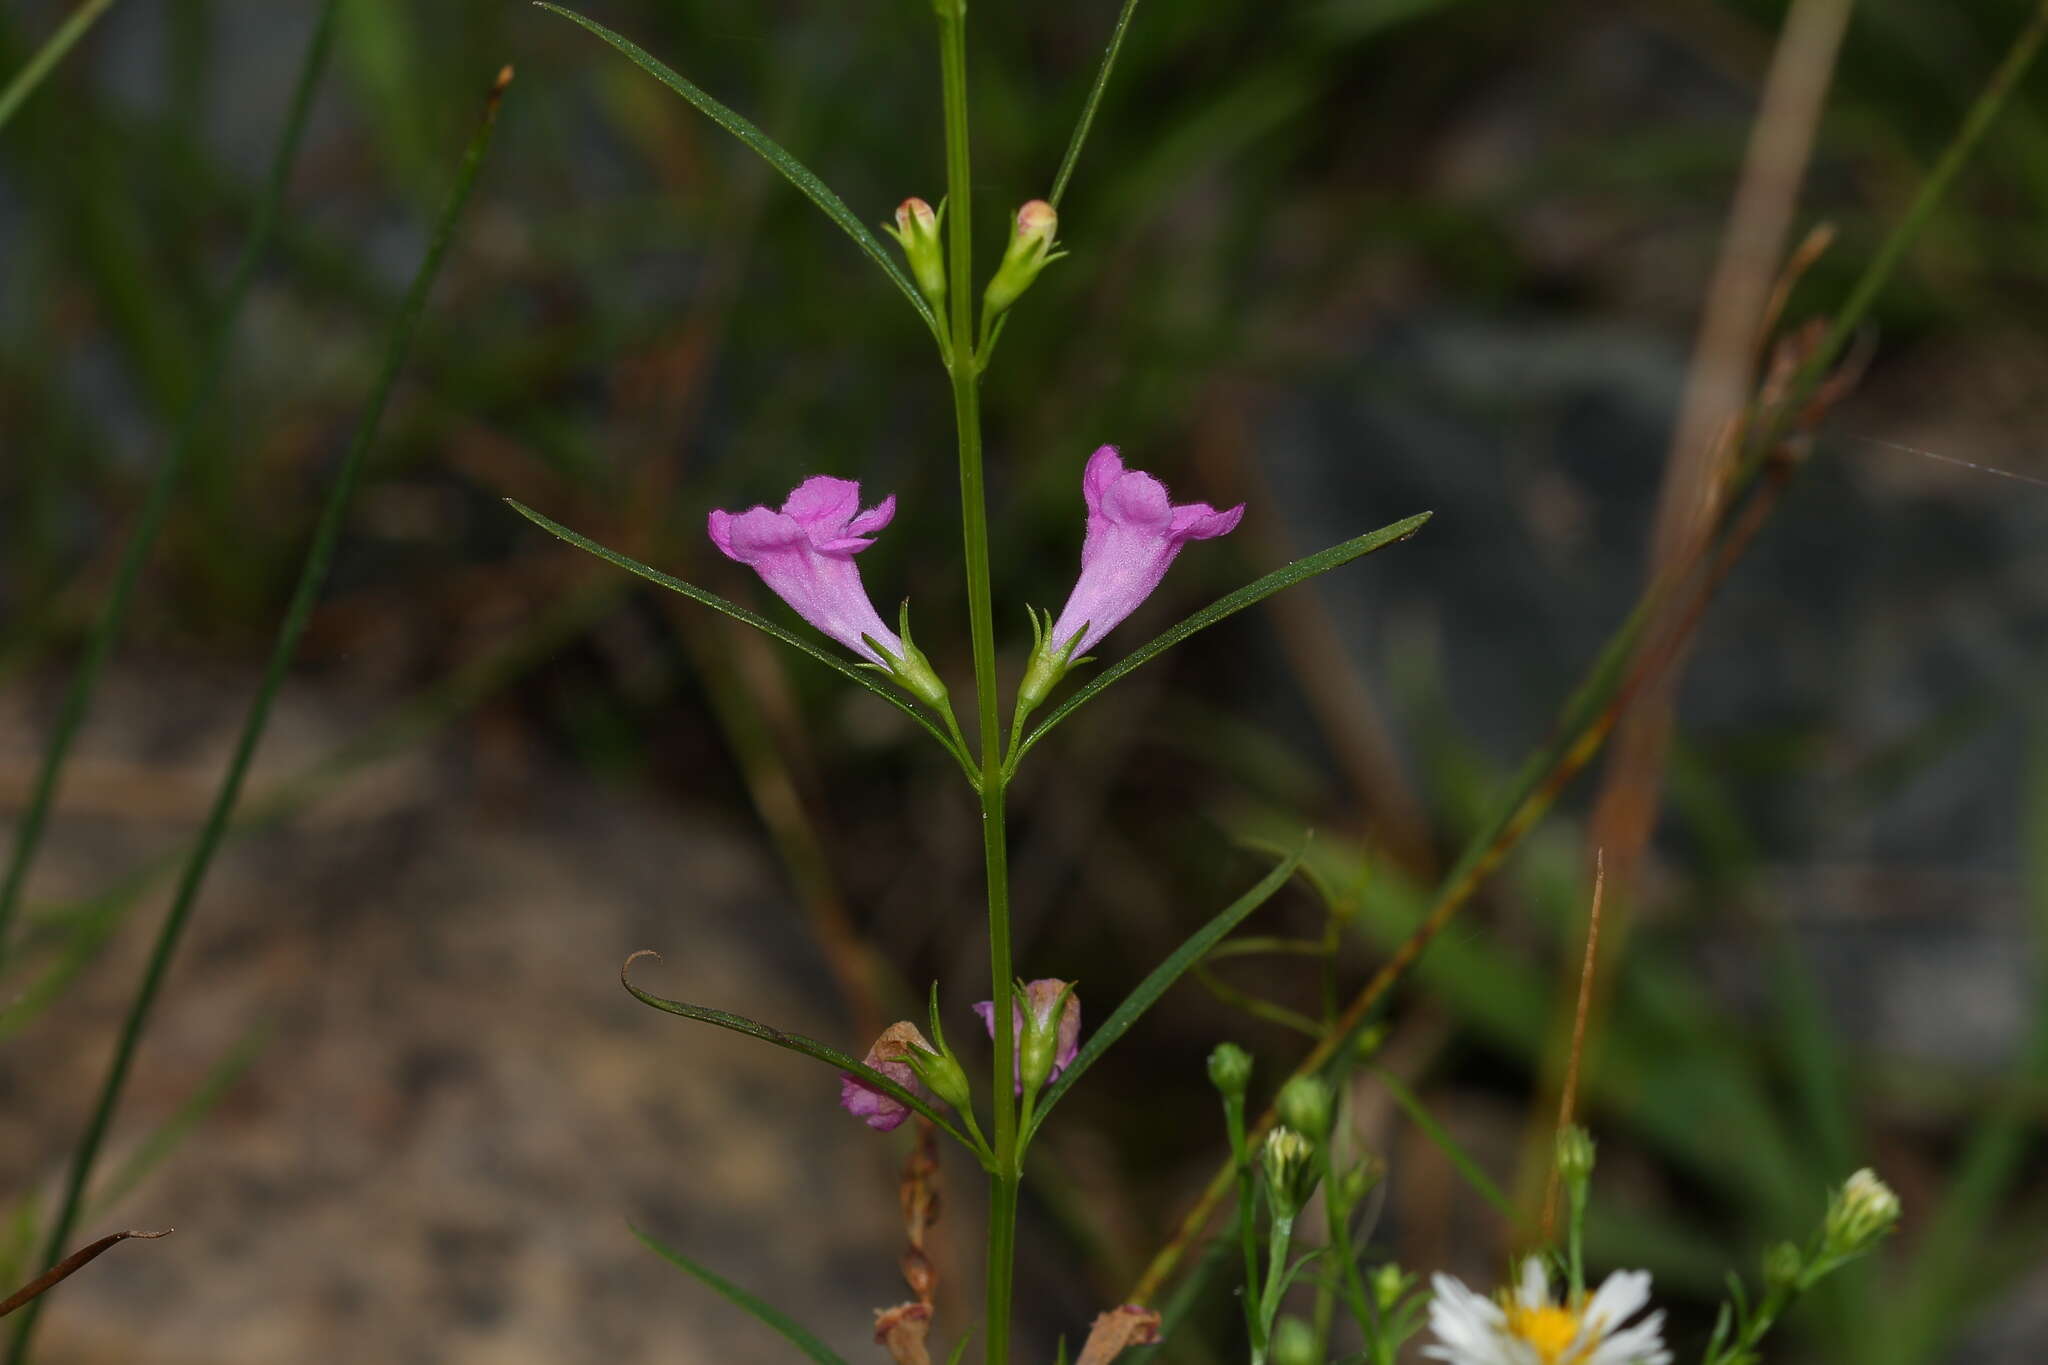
[1423,1257,1671,1365]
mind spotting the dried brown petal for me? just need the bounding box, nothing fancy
[1076,1304,1162,1365]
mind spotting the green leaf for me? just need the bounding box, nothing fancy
[503,499,976,784]
[628,1223,851,1365]
[1009,512,1430,774]
[1025,844,1306,1143]
[621,953,990,1162]
[534,4,937,335]
[1048,0,1143,207]
[1373,1066,1526,1230]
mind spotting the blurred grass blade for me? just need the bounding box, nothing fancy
[3,66,511,1365]
[0,0,118,133]
[1025,844,1305,1143]
[0,0,340,965]
[1010,512,1430,772]
[535,3,937,335]
[1374,1067,1525,1229]
[627,1224,851,1365]
[89,1024,268,1217]
[1048,0,1142,206]
[505,499,975,781]
[621,953,987,1159]
[0,890,129,1042]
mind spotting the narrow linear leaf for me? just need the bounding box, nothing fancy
[1011,512,1431,772]
[503,500,974,782]
[534,3,936,333]
[627,1223,851,1365]
[1026,845,1306,1142]
[90,1023,269,1216]
[622,953,985,1158]
[0,0,119,133]
[1049,0,1142,206]
[1373,1066,1525,1229]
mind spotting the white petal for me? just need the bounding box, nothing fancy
[1581,1268,1652,1335]
[1587,1311,1669,1365]
[1515,1258,1553,1310]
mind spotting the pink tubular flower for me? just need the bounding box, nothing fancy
[840,1021,934,1133]
[708,476,903,665]
[975,979,1082,1095]
[1047,446,1244,657]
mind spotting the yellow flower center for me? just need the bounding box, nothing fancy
[1506,1304,1584,1364]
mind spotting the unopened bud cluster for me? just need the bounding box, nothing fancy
[1822,1167,1901,1257]
[883,194,1064,350]
[1262,1126,1317,1219]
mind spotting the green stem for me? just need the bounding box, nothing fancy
[934,4,1017,1362]
[1251,1213,1296,1365]
[1226,1095,1263,1353]
[3,62,504,1365]
[1319,1147,1381,1360]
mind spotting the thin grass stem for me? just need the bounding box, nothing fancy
[0,0,119,133]
[2,65,509,1365]
[0,0,340,967]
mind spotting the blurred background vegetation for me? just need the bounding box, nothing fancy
[3,0,2047,1360]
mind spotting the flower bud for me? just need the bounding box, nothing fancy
[977,978,1081,1098]
[1823,1168,1901,1256]
[1556,1124,1596,1188]
[982,199,1063,318]
[1371,1262,1412,1313]
[1207,1042,1253,1099]
[1017,979,1078,1096]
[1333,1158,1381,1214]
[1762,1240,1805,1296]
[1271,1315,1317,1365]
[1261,1126,1316,1220]
[907,1040,973,1115]
[885,196,947,312]
[1277,1075,1334,1141]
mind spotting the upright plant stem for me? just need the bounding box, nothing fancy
[3,66,509,1365]
[935,5,1017,1361]
[0,0,338,966]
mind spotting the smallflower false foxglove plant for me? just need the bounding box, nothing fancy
[709,475,953,713]
[1425,1259,1670,1365]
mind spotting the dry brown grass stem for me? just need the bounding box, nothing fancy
[1586,0,1851,935]
[1541,853,1606,1242]
[0,1230,172,1320]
